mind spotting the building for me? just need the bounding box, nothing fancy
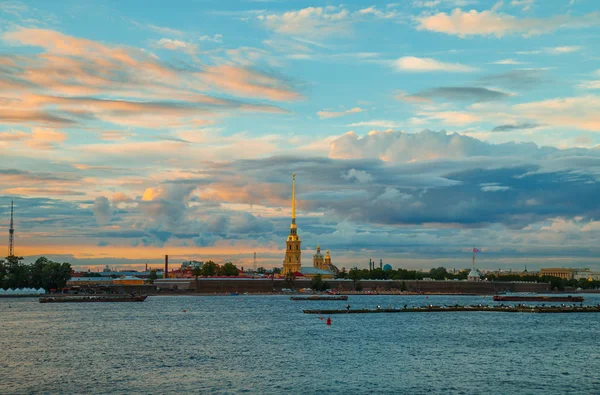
[467,250,480,281]
[282,174,335,278]
[283,174,302,275]
[312,246,337,275]
[573,270,600,281]
[540,268,588,280]
[113,275,144,285]
[67,277,114,287]
[467,268,480,282]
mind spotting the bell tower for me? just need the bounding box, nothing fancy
[283,174,301,274]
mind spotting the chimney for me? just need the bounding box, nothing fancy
[165,255,169,279]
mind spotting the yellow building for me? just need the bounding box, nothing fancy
[283,174,301,275]
[313,245,324,269]
[540,268,586,280]
[113,275,144,285]
[282,174,336,279]
[313,246,335,272]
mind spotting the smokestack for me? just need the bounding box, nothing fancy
[165,255,169,279]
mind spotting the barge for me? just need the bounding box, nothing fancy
[291,295,348,301]
[492,295,584,302]
[39,294,148,303]
[303,305,600,314]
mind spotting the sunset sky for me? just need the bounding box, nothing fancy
[1,0,599,271]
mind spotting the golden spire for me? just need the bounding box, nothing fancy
[291,173,296,224]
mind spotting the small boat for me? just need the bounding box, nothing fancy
[290,295,348,301]
[39,294,148,303]
[493,295,584,302]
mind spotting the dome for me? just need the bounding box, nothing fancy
[468,269,480,277]
[383,264,392,271]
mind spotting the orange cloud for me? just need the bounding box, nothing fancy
[416,9,600,37]
[26,127,67,150]
[0,27,299,130]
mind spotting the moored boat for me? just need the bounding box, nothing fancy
[492,295,584,302]
[39,294,148,303]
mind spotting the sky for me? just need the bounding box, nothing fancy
[1,0,599,272]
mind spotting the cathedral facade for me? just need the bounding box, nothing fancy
[313,245,334,272]
[283,174,301,275]
[282,174,336,278]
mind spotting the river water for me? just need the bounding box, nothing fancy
[1,294,599,394]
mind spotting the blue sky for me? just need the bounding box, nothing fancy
[0,0,599,271]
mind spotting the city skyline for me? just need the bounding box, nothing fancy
[1,0,600,271]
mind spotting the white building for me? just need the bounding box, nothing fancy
[574,270,600,281]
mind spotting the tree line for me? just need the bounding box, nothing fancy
[0,256,72,291]
[334,266,600,290]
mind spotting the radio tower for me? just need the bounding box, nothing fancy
[253,252,257,272]
[8,200,14,256]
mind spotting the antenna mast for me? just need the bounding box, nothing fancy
[8,200,14,256]
[253,252,257,272]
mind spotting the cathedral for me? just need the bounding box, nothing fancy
[312,245,334,272]
[282,174,336,278]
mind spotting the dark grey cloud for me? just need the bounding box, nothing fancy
[492,123,541,132]
[477,68,547,88]
[92,196,111,225]
[6,130,600,269]
[411,87,510,102]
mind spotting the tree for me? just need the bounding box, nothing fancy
[0,259,5,289]
[310,274,330,292]
[4,256,27,289]
[200,261,218,276]
[191,266,202,292]
[429,267,448,280]
[220,262,239,276]
[147,270,158,284]
[335,268,348,279]
[272,267,281,274]
[256,267,266,274]
[285,271,296,289]
[349,268,361,288]
[40,261,71,291]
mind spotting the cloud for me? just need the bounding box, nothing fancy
[544,46,581,54]
[342,169,374,183]
[492,58,527,65]
[258,6,351,38]
[478,68,547,88]
[514,96,600,132]
[492,123,541,132]
[410,87,510,102]
[154,38,197,53]
[0,27,299,130]
[92,196,111,225]
[26,128,67,150]
[317,107,364,119]
[0,130,29,142]
[510,0,535,12]
[415,8,600,37]
[346,120,402,129]
[202,65,301,102]
[415,111,481,125]
[579,80,600,90]
[199,34,223,43]
[393,56,477,72]
[481,183,511,192]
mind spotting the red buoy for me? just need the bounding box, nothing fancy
[326,317,331,325]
